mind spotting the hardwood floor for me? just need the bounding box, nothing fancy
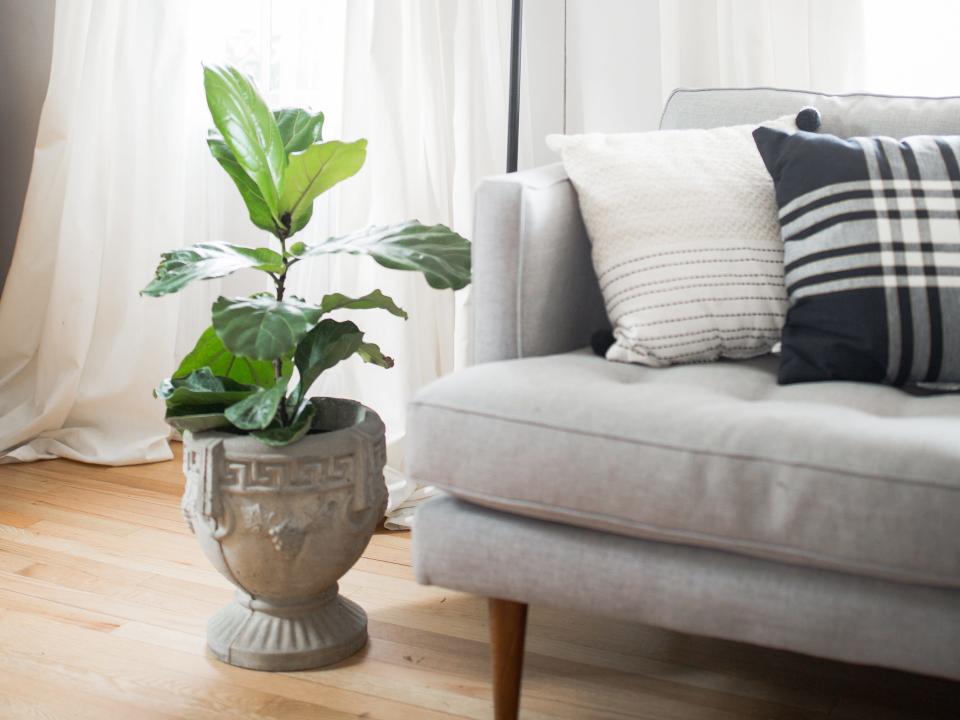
[1,447,958,719]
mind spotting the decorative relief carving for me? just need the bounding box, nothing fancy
[240,502,265,530]
[237,496,346,557]
[257,462,287,488]
[181,445,208,533]
[298,456,354,491]
[268,520,306,557]
[217,454,359,492]
[223,461,249,488]
[373,438,387,470]
[180,400,387,671]
[181,468,198,533]
[203,453,370,550]
[184,448,201,472]
[344,431,388,524]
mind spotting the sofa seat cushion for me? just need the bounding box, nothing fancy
[407,349,960,588]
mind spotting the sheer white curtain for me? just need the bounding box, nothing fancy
[0,0,199,466]
[0,0,518,527]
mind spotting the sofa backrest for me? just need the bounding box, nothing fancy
[660,87,960,136]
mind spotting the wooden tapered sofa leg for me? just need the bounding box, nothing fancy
[488,598,528,720]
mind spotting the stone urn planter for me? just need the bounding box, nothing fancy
[180,397,387,671]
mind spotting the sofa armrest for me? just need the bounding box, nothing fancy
[472,163,608,364]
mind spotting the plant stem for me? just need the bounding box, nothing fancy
[274,356,289,425]
[274,232,290,426]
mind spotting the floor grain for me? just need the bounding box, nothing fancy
[1,448,958,719]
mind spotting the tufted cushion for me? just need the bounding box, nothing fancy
[408,350,960,588]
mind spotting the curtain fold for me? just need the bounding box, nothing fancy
[0,0,517,528]
[0,0,198,464]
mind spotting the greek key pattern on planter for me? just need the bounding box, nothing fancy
[182,436,388,533]
[220,456,356,492]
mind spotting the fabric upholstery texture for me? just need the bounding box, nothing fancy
[755,126,960,386]
[472,163,608,364]
[414,496,960,681]
[546,117,796,366]
[408,349,960,589]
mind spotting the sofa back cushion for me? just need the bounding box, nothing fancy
[661,87,960,137]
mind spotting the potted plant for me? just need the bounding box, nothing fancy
[141,65,470,671]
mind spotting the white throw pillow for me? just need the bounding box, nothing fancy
[547,116,796,367]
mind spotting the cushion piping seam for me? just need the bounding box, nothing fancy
[659,86,960,130]
[409,400,960,492]
[515,184,528,359]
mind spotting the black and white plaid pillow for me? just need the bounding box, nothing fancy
[754,127,960,386]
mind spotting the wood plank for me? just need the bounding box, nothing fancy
[0,525,226,587]
[1,484,186,533]
[1,453,958,719]
[0,612,361,720]
[0,668,180,720]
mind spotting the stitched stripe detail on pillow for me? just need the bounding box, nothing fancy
[599,243,787,367]
[548,115,801,368]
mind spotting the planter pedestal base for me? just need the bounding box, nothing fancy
[206,586,368,671]
[182,400,387,672]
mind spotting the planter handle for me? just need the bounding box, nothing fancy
[181,434,228,537]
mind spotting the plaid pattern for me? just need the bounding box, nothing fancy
[754,127,960,385]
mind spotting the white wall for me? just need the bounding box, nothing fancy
[565,0,663,134]
[526,0,960,153]
[0,0,55,292]
[518,0,666,169]
[518,0,665,169]
[518,0,566,167]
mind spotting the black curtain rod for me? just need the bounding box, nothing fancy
[506,0,523,173]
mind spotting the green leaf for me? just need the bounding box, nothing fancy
[293,319,364,404]
[156,368,256,409]
[207,136,278,234]
[164,406,233,433]
[225,380,288,431]
[212,296,323,361]
[141,243,284,297]
[356,341,394,369]
[203,64,286,221]
[320,289,407,319]
[252,402,316,447]
[287,202,314,236]
[206,106,323,235]
[279,140,367,232]
[274,108,324,153]
[289,221,471,290]
[173,326,278,387]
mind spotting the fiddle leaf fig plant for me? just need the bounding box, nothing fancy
[142,64,470,446]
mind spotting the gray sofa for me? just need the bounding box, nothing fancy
[408,88,960,718]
